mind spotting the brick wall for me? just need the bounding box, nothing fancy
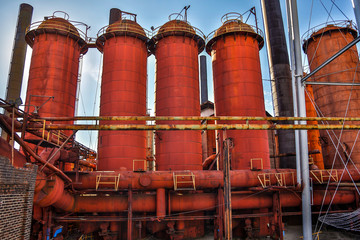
[0,156,37,239]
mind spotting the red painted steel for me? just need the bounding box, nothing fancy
[156,188,166,218]
[152,20,205,170]
[69,169,360,190]
[96,20,148,171]
[303,25,360,169]
[305,84,325,169]
[35,182,355,213]
[206,20,270,170]
[25,18,87,135]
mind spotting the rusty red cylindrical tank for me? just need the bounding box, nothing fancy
[305,84,325,169]
[303,22,360,169]
[96,19,149,171]
[25,17,87,135]
[206,14,270,170]
[150,20,205,170]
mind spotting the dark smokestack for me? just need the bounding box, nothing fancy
[109,8,122,25]
[200,55,208,104]
[5,3,33,104]
[261,0,296,168]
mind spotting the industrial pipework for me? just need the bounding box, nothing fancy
[2,5,360,240]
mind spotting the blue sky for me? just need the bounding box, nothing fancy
[0,0,357,149]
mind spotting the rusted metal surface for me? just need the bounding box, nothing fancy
[156,188,166,218]
[31,115,360,122]
[305,85,325,169]
[0,116,72,183]
[128,185,133,240]
[37,188,355,213]
[303,23,360,168]
[78,159,96,169]
[96,17,148,171]
[68,169,359,190]
[223,138,232,239]
[28,123,360,131]
[24,16,87,137]
[151,19,204,171]
[206,13,270,170]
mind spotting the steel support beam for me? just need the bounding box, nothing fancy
[27,123,360,131]
[223,137,232,239]
[28,115,360,122]
[306,81,360,86]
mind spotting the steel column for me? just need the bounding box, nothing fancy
[286,0,312,239]
[223,138,232,239]
[261,0,296,168]
[128,184,133,240]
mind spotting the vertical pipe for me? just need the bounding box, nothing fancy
[109,8,121,25]
[223,137,232,239]
[128,185,133,240]
[261,0,296,169]
[2,4,33,139]
[200,55,208,104]
[156,188,166,218]
[285,0,301,185]
[286,0,312,239]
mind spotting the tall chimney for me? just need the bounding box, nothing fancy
[200,55,208,104]
[109,8,122,25]
[5,3,33,104]
[261,0,296,168]
[2,3,33,139]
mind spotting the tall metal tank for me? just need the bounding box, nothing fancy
[150,18,205,171]
[25,13,88,134]
[206,13,270,170]
[303,22,360,169]
[96,12,149,171]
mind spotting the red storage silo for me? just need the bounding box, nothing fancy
[25,16,88,135]
[206,13,270,170]
[96,17,149,171]
[150,20,205,171]
[303,22,360,169]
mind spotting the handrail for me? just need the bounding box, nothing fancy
[97,23,151,39]
[206,23,263,43]
[150,24,206,40]
[301,20,357,44]
[26,19,89,42]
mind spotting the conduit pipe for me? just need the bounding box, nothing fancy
[29,123,360,131]
[69,169,360,190]
[35,187,355,213]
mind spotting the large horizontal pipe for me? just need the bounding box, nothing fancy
[78,159,96,169]
[31,115,360,122]
[48,189,355,213]
[70,169,360,190]
[28,123,360,131]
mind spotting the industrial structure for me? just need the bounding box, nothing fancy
[1,1,360,240]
